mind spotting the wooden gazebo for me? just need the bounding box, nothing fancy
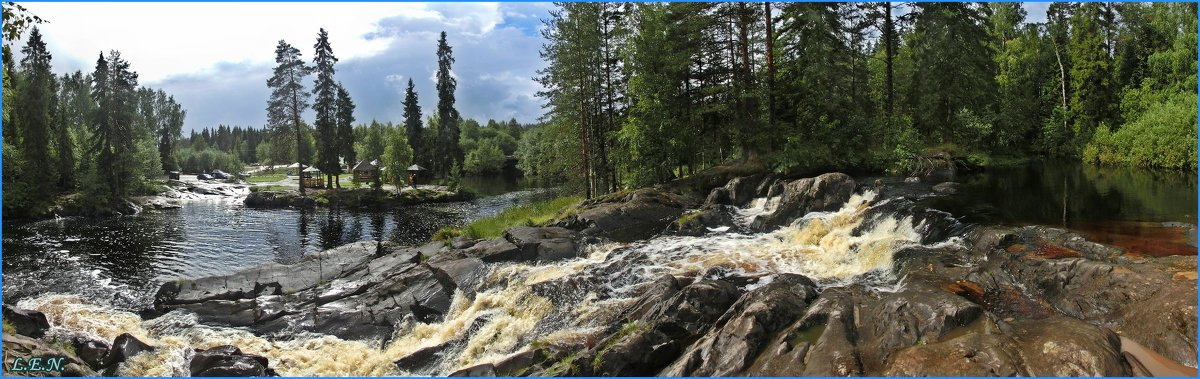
[300,166,324,188]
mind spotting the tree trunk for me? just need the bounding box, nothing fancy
[577,72,592,200]
[1050,28,1069,132]
[764,2,775,133]
[292,86,305,196]
[884,2,895,118]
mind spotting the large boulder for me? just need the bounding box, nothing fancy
[154,242,456,341]
[583,279,741,376]
[749,173,856,231]
[2,305,50,338]
[190,345,276,377]
[1009,317,1129,376]
[504,226,581,262]
[553,188,686,243]
[2,333,98,376]
[101,333,156,374]
[660,274,819,376]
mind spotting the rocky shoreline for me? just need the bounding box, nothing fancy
[4,165,1196,376]
[242,187,474,209]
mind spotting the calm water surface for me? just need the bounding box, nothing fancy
[917,161,1198,257]
[2,182,552,309]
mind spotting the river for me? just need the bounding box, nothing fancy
[2,176,553,310]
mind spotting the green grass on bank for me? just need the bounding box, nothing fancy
[246,173,287,183]
[436,195,583,240]
[249,184,292,193]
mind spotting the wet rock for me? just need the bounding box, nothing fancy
[394,315,493,374]
[2,305,51,338]
[457,238,523,262]
[883,325,1028,376]
[932,181,959,194]
[667,205,740,236]
[3,333,98,377]
[190,345,275,377]
[553,188,686,243]
[750,173,856,231]
[661,274,819,376]
[854,281,985,372]
[101,333,156,371]
[448,363,496,377]
[70,336,110,370]
[449,236,478,250]
[1114,279,1199,367]
[154,242,455,341]
[504,226,580,262]
[587,280,741,376]
[904,176,920,183]
[746,286,864,376]
[426,257,486,298]
[1010,317,1129,376]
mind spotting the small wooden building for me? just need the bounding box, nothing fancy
[352,159,380,182]
[300,166,324,188]
[406,164,429,186]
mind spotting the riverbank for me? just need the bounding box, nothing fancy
[242,186,474,209]
[4,161,1194,376]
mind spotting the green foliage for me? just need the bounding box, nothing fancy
[1083,91,1197,170]
[384,127,414,187]
[173,147,244,174]
[463,138,505,175]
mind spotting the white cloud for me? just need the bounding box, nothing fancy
[14,2,556,130]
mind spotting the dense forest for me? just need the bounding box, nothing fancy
[2,2,187,217]
[521,2,1198,196]
[2,2,1196,215]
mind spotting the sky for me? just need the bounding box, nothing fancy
[15,2,1048,133]
[18,2,554,132]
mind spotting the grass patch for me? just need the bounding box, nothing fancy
[542,352,579,377]
[675,210,702,227]
[432,226,462,242]
[455,195,583,239]
[593,321,644,372]
[249,185,292,193]
[246,173,286,183]
[2,320,15,334]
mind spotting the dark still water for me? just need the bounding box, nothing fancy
[918,161,1198,257]
[2,188,553,309]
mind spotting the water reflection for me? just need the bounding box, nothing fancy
[920,161,1197,227]
[2,189,552,309]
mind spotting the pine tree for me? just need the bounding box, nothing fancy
[312,28,340,187]
[402,78,424,167]
[16,26,55,199]
[266,40,312,195]
[335,83,355,187]
[435,31,461,177]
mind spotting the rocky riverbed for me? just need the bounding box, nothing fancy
[4,166,1196,376]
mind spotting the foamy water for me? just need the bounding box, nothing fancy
[17,190,936,376]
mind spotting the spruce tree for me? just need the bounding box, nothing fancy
[17,26,54,198]
[402,78,424,167]
[335,83,355,187]
[266,40,311,195]
[435,31,460,177]
[312,28,340,187]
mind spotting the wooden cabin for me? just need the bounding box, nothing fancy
[406,164,429,186]
[352,159,380,182]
